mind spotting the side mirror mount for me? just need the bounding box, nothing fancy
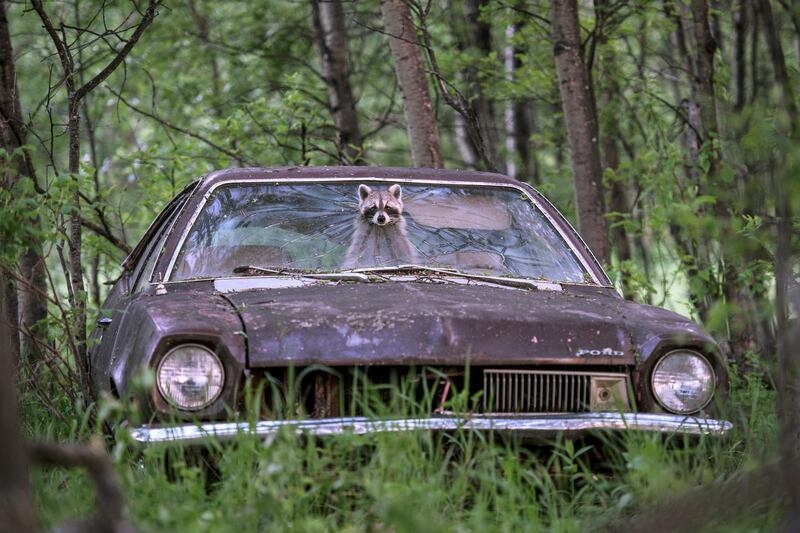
[120,271,131,295]
[102,270,131,295]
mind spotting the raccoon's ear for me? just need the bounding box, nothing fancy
[388,184,402,201]
[358,184,372,201]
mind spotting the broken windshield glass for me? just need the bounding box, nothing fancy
[171,182,589,283]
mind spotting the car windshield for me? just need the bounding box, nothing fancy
[170,181,589,283]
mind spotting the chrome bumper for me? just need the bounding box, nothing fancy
[130,413,733,444]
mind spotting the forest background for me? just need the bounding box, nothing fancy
[0,0,798,531]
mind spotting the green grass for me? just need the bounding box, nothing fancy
[24,369,783,532]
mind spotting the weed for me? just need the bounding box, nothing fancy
[25,368,781,531]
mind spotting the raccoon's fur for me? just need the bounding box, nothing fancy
[342,184,419,268]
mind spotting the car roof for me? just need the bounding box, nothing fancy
[199,166,523,188]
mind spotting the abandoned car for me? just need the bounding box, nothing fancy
[88,166,733,444]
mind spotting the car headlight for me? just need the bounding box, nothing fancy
[156,344,224,411]
[651,350,715,414]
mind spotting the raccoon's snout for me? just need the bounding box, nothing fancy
[371,211,398,226]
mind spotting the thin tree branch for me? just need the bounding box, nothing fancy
[74,0,162,102]
[79,216,131,254]
[107,86,258,164]
[29,0,75,93]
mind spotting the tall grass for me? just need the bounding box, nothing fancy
[24,366,781,532]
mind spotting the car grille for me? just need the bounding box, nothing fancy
[254,367,629,418]
[483,369,595,413]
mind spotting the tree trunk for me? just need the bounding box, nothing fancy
[777,0,800,69]
[750,1,760,104]
[662,0,713,319]
[597,49,633,298]
[310,0,364,164]
[760,4,800,504]
[503,22,517,178]
[459,0,499,169]
[454,113,477,167]
[67,96,91,395]
[772,162,799,526]
[0,268,37,533]
[758,0,799,136]
[551,0,610,265]
[689,0,720,153]
[380,0,443,168]
[0,0,24,189]
[733,0,748,111]
[0,4,20,361]
[0,279,18,363]
[187,0,223,115]
[691,0,743,356]
[0,0,47,362]
[18,250,47,359]
[504,21,539,183]
[605,149,632,286]
[512,99,538,183]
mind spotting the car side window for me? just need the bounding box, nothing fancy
[133,223,173,293]
[130,193,191,293]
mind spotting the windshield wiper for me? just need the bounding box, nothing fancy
[350,264,561,290]
[349,264,458,276]
[232,265,370,282]
[233,264,561,291]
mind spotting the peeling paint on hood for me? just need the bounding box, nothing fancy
[223,282,645,367]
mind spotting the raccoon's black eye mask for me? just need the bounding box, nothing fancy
[385,207,399,216]
[364,207,377,217]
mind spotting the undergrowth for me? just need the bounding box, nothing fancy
[22,367,781,532]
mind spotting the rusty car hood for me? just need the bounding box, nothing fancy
[219,281,694,368]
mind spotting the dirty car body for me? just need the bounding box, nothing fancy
[89,167,732,444]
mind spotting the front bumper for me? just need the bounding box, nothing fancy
[130,412,733,444]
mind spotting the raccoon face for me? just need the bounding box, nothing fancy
[357,184,404,226]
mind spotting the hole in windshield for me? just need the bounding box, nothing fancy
[171,182,589,283]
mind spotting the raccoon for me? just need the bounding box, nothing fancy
[342,184,419,268]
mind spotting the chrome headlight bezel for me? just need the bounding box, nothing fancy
[650,349,716,415]
[156,343,225,411]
